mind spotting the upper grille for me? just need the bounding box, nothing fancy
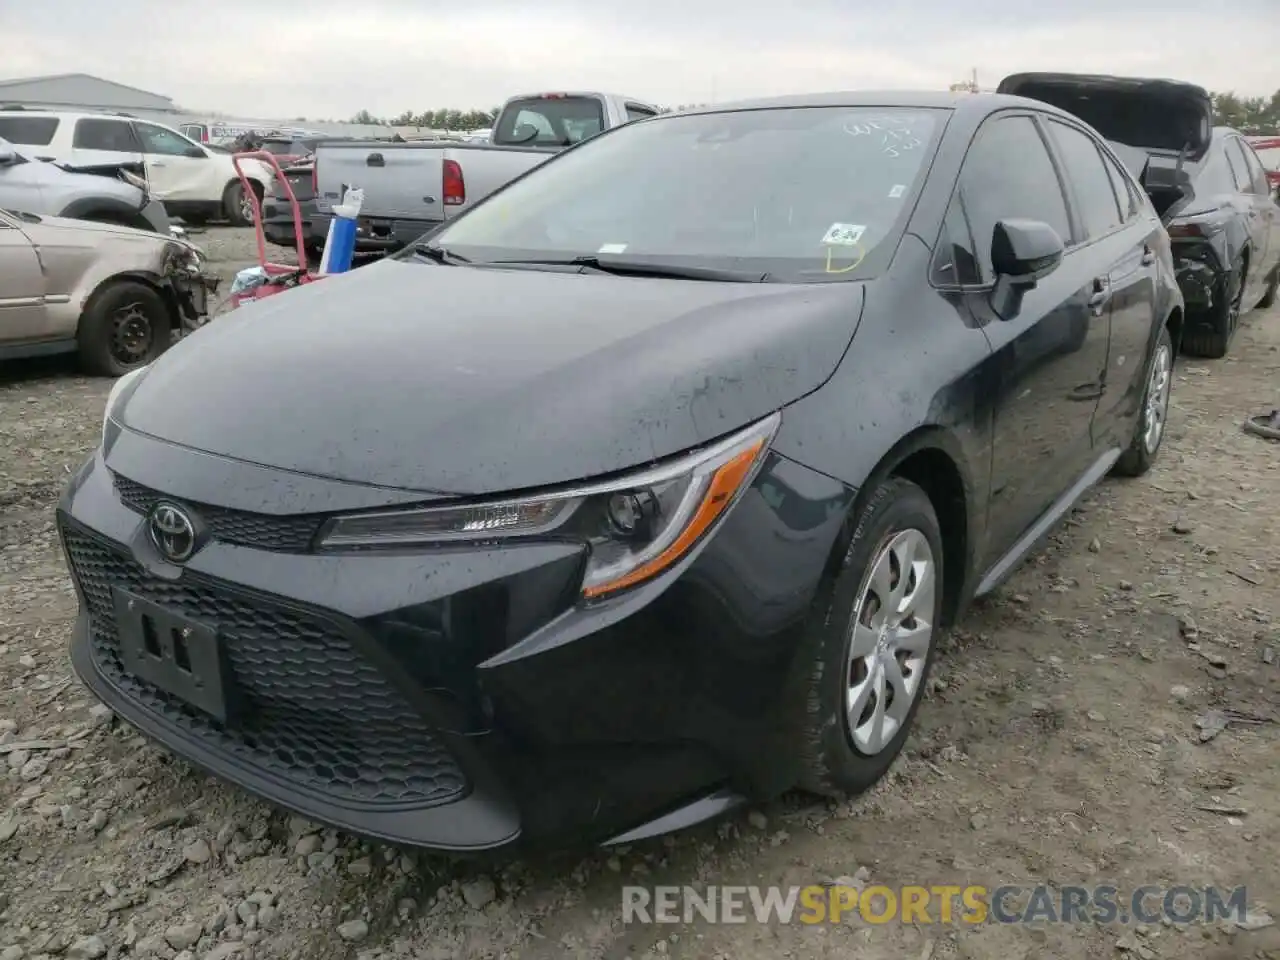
[62,523,467,808]
[113,474,323,553]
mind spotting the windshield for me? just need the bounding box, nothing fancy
[430,106,944,283]
[493,97,607,146]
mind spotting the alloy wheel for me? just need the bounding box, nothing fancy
[845,528,936,755]
[1143,342,1173,453]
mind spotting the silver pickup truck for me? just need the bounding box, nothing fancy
[312,92,660,252]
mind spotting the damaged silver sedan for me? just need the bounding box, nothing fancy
[0,208,218,376]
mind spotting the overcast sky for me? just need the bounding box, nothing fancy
[3,0,1278,119]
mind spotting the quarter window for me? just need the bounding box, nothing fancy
[1229,138,1268,194]
[1101,148,1140,221]
[1046,119,1123,241]
[933,192,982,286]
[0,116,59,146]
[957,115,1071,280]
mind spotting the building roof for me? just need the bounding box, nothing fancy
[0,73,175,109]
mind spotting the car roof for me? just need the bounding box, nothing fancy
[670,90,1083,121]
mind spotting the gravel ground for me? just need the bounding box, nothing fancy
[1,226,1278,960]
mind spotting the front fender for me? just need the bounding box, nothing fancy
[771,237,994,598]
[58,196,150,231]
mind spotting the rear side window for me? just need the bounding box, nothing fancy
[1046,120,1124,241]
[1229,138,1268,194]
[1100,148,1140,221]
[1192,143,1240,196]
[958,115,1071,280]
[1221,139,1249,192]
[493,97,606,146]
[73,118,140,152]
[0,116,59,146]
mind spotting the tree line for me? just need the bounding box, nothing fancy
[338,89,1280,135]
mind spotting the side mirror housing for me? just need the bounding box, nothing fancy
[989,218,1065,320]
[183,146,207,159]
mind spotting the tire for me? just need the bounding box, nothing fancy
[1113,324,1174,478]
[76,280,172,377]
[1257,268,1278,309]
[797,476,943,797]
[1181,262,1244,359]
[223,180,259,226]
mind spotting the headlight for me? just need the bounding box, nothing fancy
[317,412,781,601]
[102,364,150,441]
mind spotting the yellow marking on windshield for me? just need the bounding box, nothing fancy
[824,244,866,274]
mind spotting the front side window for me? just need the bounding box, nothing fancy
[136,123,201,156]
[430,106,945,283]
[957,115,1070,279]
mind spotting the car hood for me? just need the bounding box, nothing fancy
[119,260,865,495]
[20,211,196,248]
[999,72,1213,162]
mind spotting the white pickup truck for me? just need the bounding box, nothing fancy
[311,92,660,252]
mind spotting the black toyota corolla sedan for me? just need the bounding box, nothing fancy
[59,88,1184,853]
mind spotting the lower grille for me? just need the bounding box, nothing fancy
[113,473,323,553]
[62,523,467,808]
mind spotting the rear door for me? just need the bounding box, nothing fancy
[1041,116,1162,446]
[948,111,1112,565]
[0,214,49,344]
[69,117,144,169]
[1226,136,1277,299]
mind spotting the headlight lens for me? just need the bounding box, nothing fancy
[102,364,149,441]
[317,412,781,601]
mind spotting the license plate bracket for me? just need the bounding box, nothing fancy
[113,588,233,723]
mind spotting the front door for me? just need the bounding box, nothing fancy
[0,218,49,344]
[948,112,1112,570]
[134,122,213,203]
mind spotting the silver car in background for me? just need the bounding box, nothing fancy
[0,136,171,234]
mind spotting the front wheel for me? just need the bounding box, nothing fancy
[76,280,172,377]
[797,477,942,797]
[223,181,259,226]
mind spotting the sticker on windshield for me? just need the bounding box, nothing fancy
[821,223,866,247]
[888,184,906,198]
[598,243,628,254]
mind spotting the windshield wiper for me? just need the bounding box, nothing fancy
[486,256,765,282]
[411,242,471,265]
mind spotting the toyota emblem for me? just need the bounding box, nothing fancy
[148,501,199,563]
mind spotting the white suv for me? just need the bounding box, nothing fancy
[0,110,275,226]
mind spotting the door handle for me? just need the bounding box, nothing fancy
[1140,246,1156,266]
[1087,278,1111,316]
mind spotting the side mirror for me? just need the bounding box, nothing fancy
[0,144,15,165]
[989,218,1065,321]
[183,146,207,159]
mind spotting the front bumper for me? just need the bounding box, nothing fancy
[57,429,852,850]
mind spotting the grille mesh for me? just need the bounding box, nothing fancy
[113,474,322,553]
[63,524,467,807]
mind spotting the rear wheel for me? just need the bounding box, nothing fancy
[797,477,942,797]
[1182,262,1244,359]
[1257,267,1278,309]
[77,281,172,377]
[1114,324,1174,477]
[223,180,259,226]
